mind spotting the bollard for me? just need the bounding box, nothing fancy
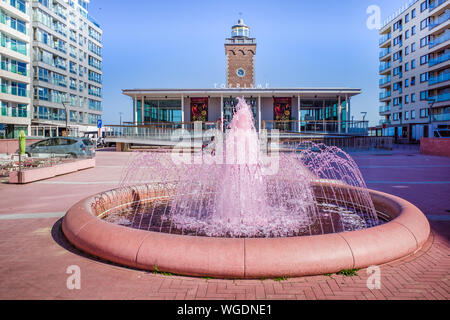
[18,130,26,183]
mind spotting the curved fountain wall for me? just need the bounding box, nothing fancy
[62,183,430,278]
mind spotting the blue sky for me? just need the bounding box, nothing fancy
[89,0,407,126]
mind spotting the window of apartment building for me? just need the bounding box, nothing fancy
[394,66,402,75]
[405,79,409,87]
[411,77,416,86]
[394,82,402,91]
[411,59,416,69]
[411,110,416,119]
[411,93,416,102]
[420,108,429,118]
[405,46,410,55]
[394,97,402,106]
[411,42,416,52]
[412,8,416,18]
[420,18,429,30]
[405,62,409,71]
[393,20,402,31]
[420,36,429,47]
[420,54,429,65]
[420,90,429,100]
[393,51,402,61]
[405,30,410,39]
[393,113,399,120]
[411,26,416,35]
[405,13,410,23]
[420,72,429,82]
[405,111,409,120]
[405,95,410,104]
[420,1,428,12]
[393,35,402,46]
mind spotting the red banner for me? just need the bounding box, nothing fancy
[191,98,208,122]
[273,98,292,121]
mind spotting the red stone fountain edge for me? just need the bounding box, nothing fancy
[62,186,430,279]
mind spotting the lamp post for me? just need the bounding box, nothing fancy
[119,112,123,126]
[61,99,70,136]
[427,98,436,138]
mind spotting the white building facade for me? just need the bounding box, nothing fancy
[30,0,102,137]
[0,0,32,138]
[379,0,449,141]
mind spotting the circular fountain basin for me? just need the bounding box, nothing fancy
[62,183,430,279]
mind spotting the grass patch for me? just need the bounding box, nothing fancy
[152,265,174,276]
[273,276,288,282]
[336,269,359,276]
[323,273,333,277]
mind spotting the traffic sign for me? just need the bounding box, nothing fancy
[97,119,102,129]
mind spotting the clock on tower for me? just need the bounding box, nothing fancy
[225,19,256,88]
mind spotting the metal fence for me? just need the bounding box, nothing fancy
[263,120,369,135]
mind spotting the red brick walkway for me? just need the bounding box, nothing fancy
[0,150,448,300]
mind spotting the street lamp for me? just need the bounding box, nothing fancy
[119,112,123,126]
[427,98,436,137]
[61,99,70,136]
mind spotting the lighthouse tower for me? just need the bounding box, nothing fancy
[225,19,256,88]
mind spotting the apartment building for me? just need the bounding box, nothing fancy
[31,0,102,137]
[379,0,449,141]
[0,0,32,138]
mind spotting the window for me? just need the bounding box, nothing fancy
[411,77,416,86]
[405,111,409,120]
[411,26,416,35]
[411,59,416,69]
[394,97,402,106]
[421,1,428,12]
[420,72,429,82]
[394,51,402,61]
[394,66,402,75]
[405,46,410,55]
[405,95,409,104]
[411,110,416,119]
[405,30,410,39]
[394,82,402,91]
[420,90,429,101]
[411,42,416,52]
[420,36,429,47]
[420,108,429,118]
[394,20,402,31]
[405,79,409,87]
[393,35,402,46]
[393,113,399,121]
[405,62,409,71]
[421,18,429,30]
[412,9,416,18]
[420,54,429,65]
[405,13,410,23]
[411,93,416,102]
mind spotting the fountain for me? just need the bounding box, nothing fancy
[62,98,430,278]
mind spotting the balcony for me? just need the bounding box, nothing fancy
[379,91,392,100]
[379,105,391,113]
[429,52,450,67]
[432,112,450,121]
[379,119,391,126]
[379,33,391,45]
[429,10,450,30]
[0,61,28,77]
[429,30,450,48]
[429,72,450,85]
[429,93,450,102]
[379,61,391,73]
[1,84,29,97]
[1,106,27,118]
[379,75,392,86]
[429,0,448,12]
[379,47,391,59]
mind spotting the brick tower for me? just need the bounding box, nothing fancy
[225,19,256,88]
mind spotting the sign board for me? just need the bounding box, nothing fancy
[97,119,102,129]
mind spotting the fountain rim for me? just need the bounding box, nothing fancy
[62,183,430,279]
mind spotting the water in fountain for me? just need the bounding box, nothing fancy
[104,97,380,238]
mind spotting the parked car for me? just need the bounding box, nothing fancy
[433,129,450,138]
[20,137,95,158]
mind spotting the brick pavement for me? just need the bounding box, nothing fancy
[0,149,448,300]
